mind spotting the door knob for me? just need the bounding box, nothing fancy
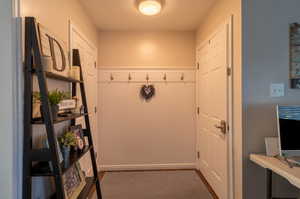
[214,120,227,135]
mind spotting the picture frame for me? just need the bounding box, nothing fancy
[59,99,77,111]
[290,23,300,88]
[70,125,86,150]
[63,163,86,199]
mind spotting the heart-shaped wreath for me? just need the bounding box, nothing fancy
[140,85,155,100]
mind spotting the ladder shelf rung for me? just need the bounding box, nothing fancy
[30,148,52,161]
[32,113,88,125]
[23,18,102,198]
[50,177,96,199]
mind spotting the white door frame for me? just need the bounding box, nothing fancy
[13,0,23,198]
[68,20,99,173]
[196,15,233,199]
[68,20,98,66]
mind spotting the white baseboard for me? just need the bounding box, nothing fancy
[99,163,196,171]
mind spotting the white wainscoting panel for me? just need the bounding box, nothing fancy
[98,68,196,171]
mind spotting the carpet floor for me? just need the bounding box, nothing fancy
[98,170,213,199]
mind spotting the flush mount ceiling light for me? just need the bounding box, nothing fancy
[137,0,163,16]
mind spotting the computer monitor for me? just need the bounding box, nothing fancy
[277,105,300,157]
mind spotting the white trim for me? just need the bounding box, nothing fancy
[12,0,23,198]
[13,0,20,17]
[195,15,234,199]
[227,15,234,199]
[69,19,98,65]
[69,20,97,50]
[97,68,196,83]
[195,37,200,171]
[100,163,196,171]
[98,81,196,84]
[99,67,196,71]
[15,17,23,199]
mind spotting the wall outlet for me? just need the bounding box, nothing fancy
[270,83,285,97]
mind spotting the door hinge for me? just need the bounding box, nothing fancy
[227,67,232,76]
[94,106,97,113]
[197,107,200,115]
[197,151,200,159]
[94,62,97,68]
[197,63,200,70]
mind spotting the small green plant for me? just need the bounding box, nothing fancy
[59,131,77,147]
[33,90,70,105]
[48,90,68,105]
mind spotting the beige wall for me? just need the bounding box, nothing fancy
[243,0,300,198]
[98,70,196,170]
[21,0,98,47]
[196,0,242,198]
[98,31,196,68]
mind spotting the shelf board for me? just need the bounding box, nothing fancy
[32,69,83,83]
[32,113,88,124]
[31,145,92,176]
[77,177,97,199]
[50,177,97,199]
[45,71,83,83]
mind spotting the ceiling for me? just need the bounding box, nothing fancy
[79,0,217,31]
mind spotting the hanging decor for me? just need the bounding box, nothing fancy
[290,23,300,89]
[140,84,155,100]
[38,23,69,76]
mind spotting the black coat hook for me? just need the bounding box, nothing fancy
[181,73,185,81]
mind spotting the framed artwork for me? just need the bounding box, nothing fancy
[63,163,86,199]
[70,125,86,150]
[59,99,77,111]
[291,79,300,89]
[290,23,300,88]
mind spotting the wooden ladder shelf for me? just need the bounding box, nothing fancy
[22,17,102,199]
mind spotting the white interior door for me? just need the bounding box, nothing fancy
[70,23,98,173]
[197,19,232,199]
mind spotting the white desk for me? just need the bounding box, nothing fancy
[250,154,300,199]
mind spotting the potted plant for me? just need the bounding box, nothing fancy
[36,89,70,120]
[59,131,77,166]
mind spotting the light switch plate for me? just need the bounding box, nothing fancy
[270,83,285,97]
